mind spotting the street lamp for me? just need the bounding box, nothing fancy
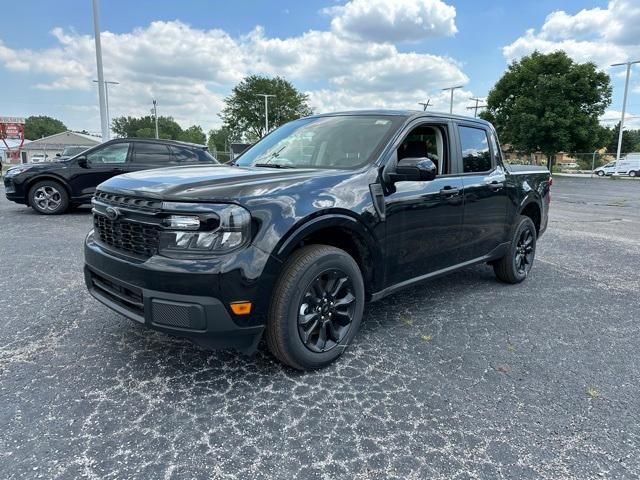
[610,59,640,175]
[93,80,119,131]
[256,94,276,135]
[91,0,109,141]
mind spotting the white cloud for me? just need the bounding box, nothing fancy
[325,0,457,43]
[0,1,469,132]
[504,0,640,66]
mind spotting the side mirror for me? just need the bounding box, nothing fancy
[391,157,437,182]
[77,156,88,168]
[55,153,61,157]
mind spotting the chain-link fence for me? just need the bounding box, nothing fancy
[503,151,630,173]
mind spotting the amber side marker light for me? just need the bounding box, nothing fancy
[230,302,252,315]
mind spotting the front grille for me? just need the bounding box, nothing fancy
[94,215,160,258]
[94,191,162,212]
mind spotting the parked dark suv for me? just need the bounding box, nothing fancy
[84,111,550,370]
[3,138,217,214]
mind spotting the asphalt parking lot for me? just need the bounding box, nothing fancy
[1,176,639,479]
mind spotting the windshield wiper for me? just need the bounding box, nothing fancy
[254,163,295,169]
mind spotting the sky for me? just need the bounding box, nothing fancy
[1,0,640,135]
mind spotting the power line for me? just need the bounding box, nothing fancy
[418,99,432,111]
[466,97,487,117]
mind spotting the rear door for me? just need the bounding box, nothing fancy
[456,123,509,261]
[129,142,174,172]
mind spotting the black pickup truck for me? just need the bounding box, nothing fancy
[84,111,550,370]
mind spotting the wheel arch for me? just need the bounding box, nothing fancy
[517,196,542,234]
[24,175,72,206]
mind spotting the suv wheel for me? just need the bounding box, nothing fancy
[266,245,365,370]
[493,215,537,284]
[29,180,69,215]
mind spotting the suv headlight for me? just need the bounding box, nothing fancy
[5,165,33,177]
[158,203,251,256]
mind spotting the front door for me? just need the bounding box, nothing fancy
[69,142,131,198]
[456,124,508,261]
[383,121,465,287]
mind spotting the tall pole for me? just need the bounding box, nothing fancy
[93,80,119,133]
[442,86,463,114]
[611,60,640,175]
[466,97,487,118]
[256,94,276,136]
[418,99,432,111]
[92,0,109,141]
[152,100,159,139]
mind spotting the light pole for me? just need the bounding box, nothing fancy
[151,100,159,139]
[256,94,276,136]
[610,60,640,175]
[93,80,119,132]
[91,0,109,141]
[442,86,463,114]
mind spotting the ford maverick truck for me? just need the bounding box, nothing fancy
[84,111,551,370]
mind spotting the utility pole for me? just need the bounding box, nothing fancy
[418,99,432,111]
[256,94,276,136]
[92,0,109,141]
[466,97,487,118]
[93,80,119,131]
[610,60,640,175]
[442,86,463,114]
[151,100,159,139]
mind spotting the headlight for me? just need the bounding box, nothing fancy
[158,204,251,256]
[5,165,33,177]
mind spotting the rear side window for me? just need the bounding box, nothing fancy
[132,143,172,164]
[459,126,492,173]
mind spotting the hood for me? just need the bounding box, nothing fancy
[97,164,347,202]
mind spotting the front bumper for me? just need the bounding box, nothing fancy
[3,176,26,204]
[84,230,268,353]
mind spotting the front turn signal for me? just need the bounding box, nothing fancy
[230,302,252,315]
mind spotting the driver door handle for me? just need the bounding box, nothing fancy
[439,186,460,197]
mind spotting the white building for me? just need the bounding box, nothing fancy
[1,138,32,165]
[19,131,102,164]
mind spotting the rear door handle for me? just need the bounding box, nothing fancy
[488,180,504,191]
[439,186,460,197]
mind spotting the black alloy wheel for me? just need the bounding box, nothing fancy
[514,228,535,275]
[297,269,356,353]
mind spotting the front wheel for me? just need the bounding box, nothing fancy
[29,180,69,215]
[596,170,605,177]
[493,215,537,284]
[266,245,365,370]
[629,170,637,177]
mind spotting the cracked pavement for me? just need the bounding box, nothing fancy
[1,176,639,479]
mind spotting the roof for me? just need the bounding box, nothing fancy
[309,109,491,126]
[23,131,102,150]
[106,137,208,149]
[0,138,32,150]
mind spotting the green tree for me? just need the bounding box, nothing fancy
[221,75,313,140]
[207,126,238,153]
[180,125,206,144]
[480,51,611,169]
[24,115,67,140]
[605,122,640,153]
[111,115,183,140]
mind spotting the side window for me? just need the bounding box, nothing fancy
[132,143,172,164]
[170,146,198,163]
[86,143,130,165]
[459,126,492,173]
[397,124,450,174]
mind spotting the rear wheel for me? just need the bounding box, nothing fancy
[630,170,637,177]
[493,215,537,284]
[597,170,605,177]
[29,180,69,215]
[266,245,364,370]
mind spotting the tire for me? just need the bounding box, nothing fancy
[266,245,365,370]
[630,170,637,177]
[493,215,537,284]
[596,170,605,177]
[29,180,69,215]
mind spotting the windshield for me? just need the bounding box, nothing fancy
[235,115,402,169]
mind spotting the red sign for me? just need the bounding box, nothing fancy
[4,124,21,138]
